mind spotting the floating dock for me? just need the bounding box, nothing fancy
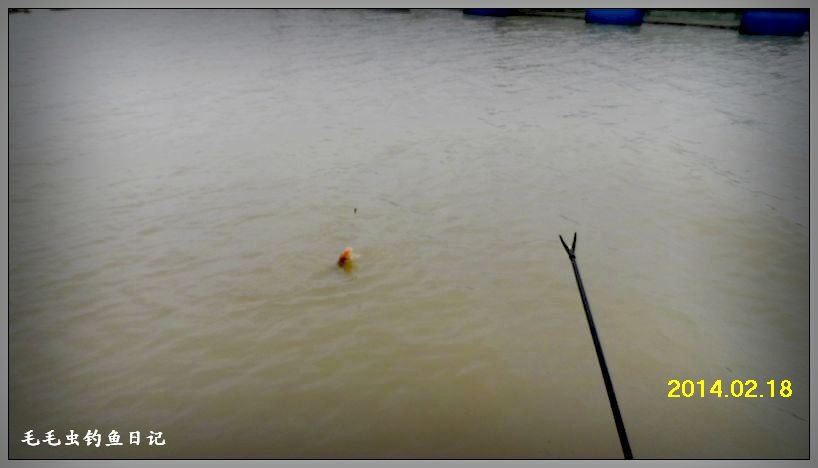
[480,9,808,36]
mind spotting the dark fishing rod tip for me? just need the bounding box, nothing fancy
[559,232,577,258]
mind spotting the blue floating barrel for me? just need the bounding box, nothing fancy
[585,9,644,26]
[463,9,515,17]
[739,10,809,36]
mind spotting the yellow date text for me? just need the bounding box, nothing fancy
[667,379,792,399]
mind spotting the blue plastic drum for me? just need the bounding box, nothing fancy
[463,9,514,17]
[739,10,809,37]
[585,9,644,26]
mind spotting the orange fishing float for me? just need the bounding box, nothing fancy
[337,247,358,268]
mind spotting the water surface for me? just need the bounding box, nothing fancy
[10,9,809,458]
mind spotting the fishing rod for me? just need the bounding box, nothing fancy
[559,232,633,460]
